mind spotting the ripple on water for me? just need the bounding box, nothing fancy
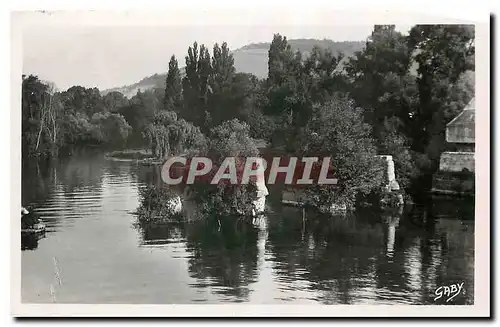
[21,155,475,305]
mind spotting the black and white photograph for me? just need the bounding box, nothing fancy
[10,8,490,318]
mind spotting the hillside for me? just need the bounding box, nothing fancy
[101,39,366,98]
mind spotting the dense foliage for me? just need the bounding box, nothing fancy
[22,75,133,159]
[296,95,385,208]
[144,110,207,159]
[191,119,260,217]
[23,24,475,210]
[135,185,183,223]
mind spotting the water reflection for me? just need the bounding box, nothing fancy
[21,232,47,251]
[380,206,404,259]
[22,153,475,304]
[135,217,259,302]
[133,199,474,304]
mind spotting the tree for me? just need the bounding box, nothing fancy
[206,42,237,126]
[89,112,132,146]
[61,86,106,117]
[267,34,295,86]
[171,118,207,155]
[22,75,62,158]
[59,112,93,147]
[265,34,300,119]
[164,55,183,112]
[144,110,178,158]
[191,119,259,217]
[264,34,312,150]
[210,42,235,91]
[296,94,385,208]
[346,25,416,139]
[264,35,349,151]
[118,89,159,146]
[103,91,129,112]
[209,119,259,164]
[182,42,212,129]
[144,110,207,159]
[302,45,346,103]
[407,24,475,173]
[345,25,419,189]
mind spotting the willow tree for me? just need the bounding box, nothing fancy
[144,111,177,158]
[144,110,207,159]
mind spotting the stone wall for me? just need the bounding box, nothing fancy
[446,124,475,144]
[376,155,396,182]
[446,143,475,152]
[439,152,475,173]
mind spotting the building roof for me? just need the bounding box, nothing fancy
[446,98,475,144]
[447,98,475,127]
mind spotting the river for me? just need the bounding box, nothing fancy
[21,151,475,305]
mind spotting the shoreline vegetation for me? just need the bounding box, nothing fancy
[22,25,475,224]
[104,149,163,165]
[106,149,153,160]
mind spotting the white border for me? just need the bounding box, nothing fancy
[9,7,491,318]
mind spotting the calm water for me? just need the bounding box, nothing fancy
[21,151,475,304]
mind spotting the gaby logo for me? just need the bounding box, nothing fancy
[434,282,465,303]
[161,156,339,185]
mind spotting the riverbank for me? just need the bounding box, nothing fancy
[105,149,153,160]
[105,149,166,165]
[431,171,475,197]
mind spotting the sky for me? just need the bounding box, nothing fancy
[20,13,414,91]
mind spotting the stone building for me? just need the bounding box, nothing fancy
[432,98,475,196]
[439,98,475,172]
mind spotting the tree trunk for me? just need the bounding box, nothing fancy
[35,113,45,151]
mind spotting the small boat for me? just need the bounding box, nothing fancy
[21,206,46,234]
[21,222,46,234]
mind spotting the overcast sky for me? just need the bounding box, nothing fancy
[21,20,412,91]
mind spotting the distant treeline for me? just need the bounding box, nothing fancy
[237,39,365,55]
[22,25,474,199]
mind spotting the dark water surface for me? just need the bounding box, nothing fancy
[21,152,475,304]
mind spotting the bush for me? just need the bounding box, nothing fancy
[247,110,278,142]
[192,182,258,217]
[136,185,183,223]
[190,119,261,218]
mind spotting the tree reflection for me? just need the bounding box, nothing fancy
[183,217,259,301]
[264,197,474,305]
[57,151,105,196]
[136,222,184,245]
[21,232,46,251]
[134,213,260,302]
[132,182,474,304]
[22,150,105,206]
[22,158,55,205]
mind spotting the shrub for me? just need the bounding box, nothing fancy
[190,119,261,218]
[136,185,183,223]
